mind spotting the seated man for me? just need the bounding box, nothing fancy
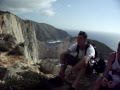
[93,42,120,90]
[58,31,95,89]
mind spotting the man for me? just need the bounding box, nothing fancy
[58,31,95,89]
[93,42,120,90]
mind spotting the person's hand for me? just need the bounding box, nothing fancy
[101,77,108,86]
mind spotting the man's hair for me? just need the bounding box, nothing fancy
[78,31,87,39]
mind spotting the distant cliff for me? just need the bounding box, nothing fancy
[0,11,70,62]
[29,21,70,41]
[89,39,113,59]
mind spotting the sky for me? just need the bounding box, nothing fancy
[0,0,120,33]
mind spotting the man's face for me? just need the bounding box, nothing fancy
[77,35,86,46]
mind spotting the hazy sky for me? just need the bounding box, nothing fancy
[0,0,120,33]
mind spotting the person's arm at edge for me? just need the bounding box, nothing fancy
[103,53,115,78]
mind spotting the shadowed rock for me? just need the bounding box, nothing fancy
[0,67,7,80]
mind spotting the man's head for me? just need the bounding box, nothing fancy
[117,42,120,52]
[77,31,88,47]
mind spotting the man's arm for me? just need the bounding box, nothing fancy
[62,43,77,55]
[67,43,78,57]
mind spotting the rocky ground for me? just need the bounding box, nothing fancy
[0,53,99,90]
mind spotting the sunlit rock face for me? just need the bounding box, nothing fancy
[0,11,38,62]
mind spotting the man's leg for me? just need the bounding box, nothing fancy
[71,58,86,89]
[58,52,76,79]
[58,52,68,79]
[71,56,89,89]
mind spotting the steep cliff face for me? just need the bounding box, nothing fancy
[0,11,38,62]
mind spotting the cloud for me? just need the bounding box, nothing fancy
[0,0,57,16]
[41,9,55,16]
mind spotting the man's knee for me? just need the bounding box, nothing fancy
[60,52,68,64]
